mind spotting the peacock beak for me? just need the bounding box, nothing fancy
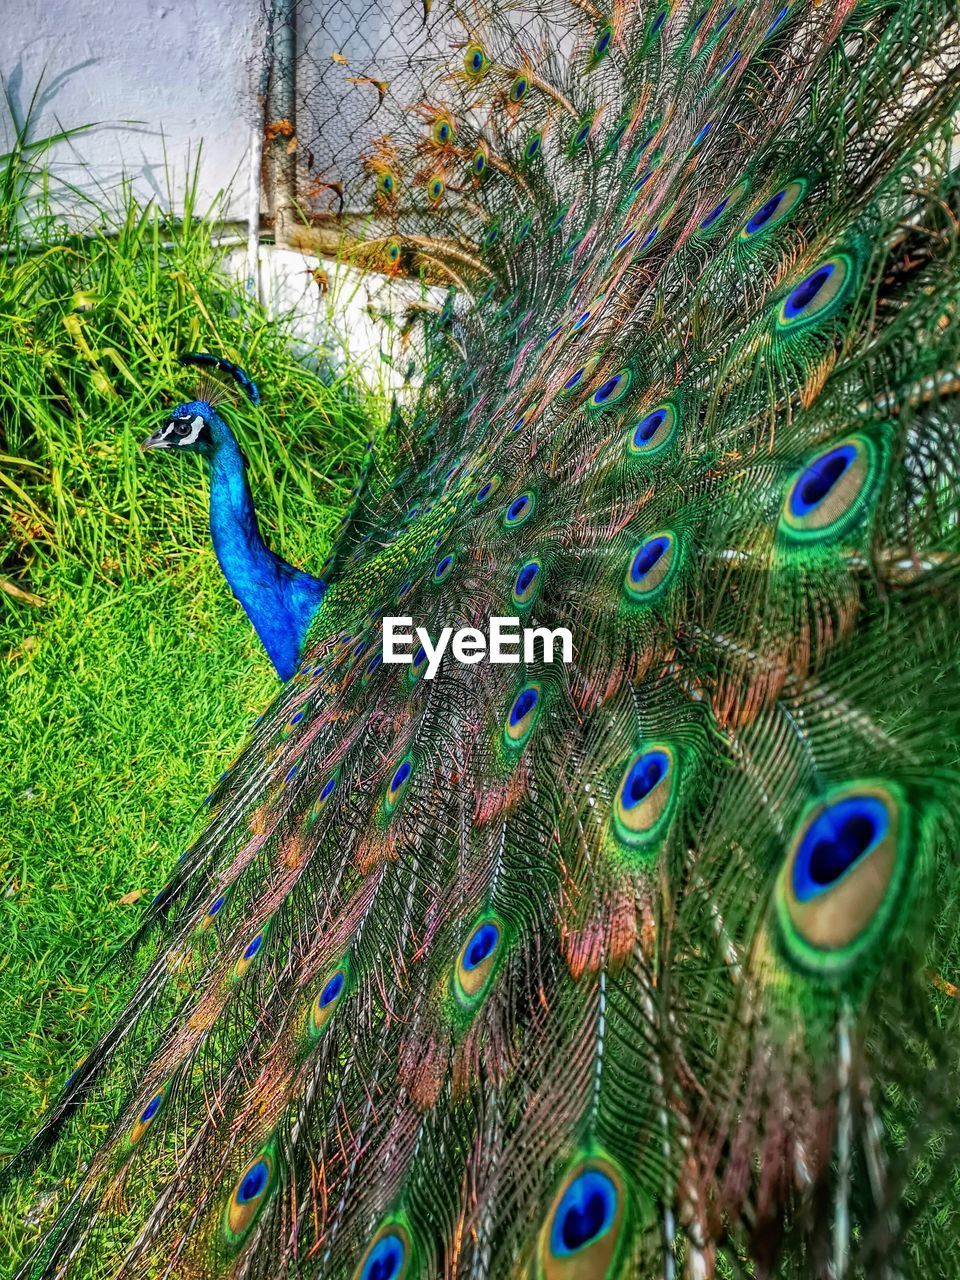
[140,428,172,452]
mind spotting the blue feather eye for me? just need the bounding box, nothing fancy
[714,5,736,34]
[508,75,529,103]
[474,148,490,181]
[590,24,613,66]
[235,926,268,979]
[512,558,542,608]
[434,553,455,583]
[569,116,594,152]
[481,220,499,247]
[409,644,429,683]
[765,4,790,37]
[525,131,543,161]
[504,683,542,749]
[627,401,678,458]
[310,965,348,1037]
[431,116,454,145]
[355,1223,411,1280]
[539,1157,625,1276]
[199,893,227,932]
[778,435,882,546]
[309,773,338,822]
[475,476,500,506]
[589,368,631,409]
[454,917,503,1003]
[385,756,414,813]
[129,1083,168,1147]
[563,367,586,392]
[464,42,488,78]
[624,531,680,602]
[613,229,636,255]
[690,119,713,151]
[774,783,914,978]
[614,745,677,851]
[777,254,853,327]
[603,117,629,155]
[699,197,729,229]
[503,491,536,528]
[223,1148,277,1248]
[740,178,805,239]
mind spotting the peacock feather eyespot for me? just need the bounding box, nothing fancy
[589,368,631,409]
[364,653,382,685]
[307,773,338,824]
[508,74,529,104]
[433,553,455,584]
[385,755,414,814]
[714,50,741,81]
[514,217,533,244]
[198,892,227,932]
[475,475,501,506]
[454,916,503,1003]
[377,171,398,201]
[547,204,570,236]
[569,116,594,154]
[472,146,490,179]
[739,178,805,239]
[539,1156,626,1278]
[431,116,454,145]
[128,1083,168,1148]
[386,240,402,267]
[689,119,713,152]
[235,923,269,979]
[699,196,729,231]
[614,744,677,852]
[427,174,444,203]
[409,644,429,683]
[512,558,542,608]
[778,434,883,546]
[623,531,680,603]
[463,42,489,79]
[765,3,790,38]
[504,682,542,750]
[563,366,587,393]
[603,116,629,156]
[613,228,636,257]
[626,401,678,458]
[776,253,855,330]
[773,782,915,978]
[503,491,536,528]
[482,221,501,250]
[354,1220,412,1280]
[713,5,737,34]
[524,131,543,162]
[223,1146,278,1249]
[309,964,349,1038]
[589,24,613,67]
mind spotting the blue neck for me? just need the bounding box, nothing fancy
[206,428,326,681]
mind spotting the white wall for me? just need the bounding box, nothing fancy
[1,0,262,222]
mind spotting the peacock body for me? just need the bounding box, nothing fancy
[10,1,960,1277]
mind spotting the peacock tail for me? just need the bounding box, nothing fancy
[11,1,960,1276]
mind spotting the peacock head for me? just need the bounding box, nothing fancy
[141,400,226,459]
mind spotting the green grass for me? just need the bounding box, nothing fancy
[0,102,383,1273]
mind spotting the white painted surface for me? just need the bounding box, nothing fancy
[229,245,442,388]
[1,0,262,221]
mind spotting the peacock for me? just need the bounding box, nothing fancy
[9,1,960,1276]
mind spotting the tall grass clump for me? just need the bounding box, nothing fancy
[0,91,384,1270]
